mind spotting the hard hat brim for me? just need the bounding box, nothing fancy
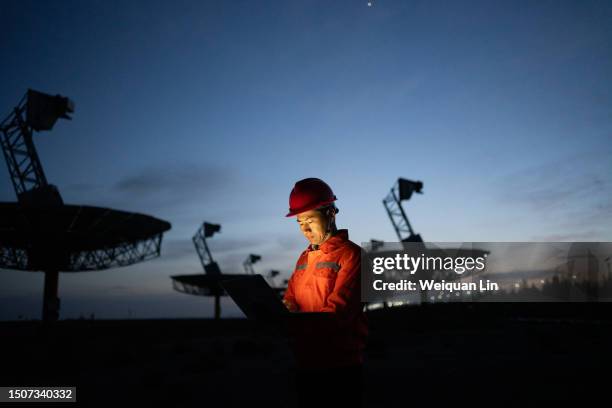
[285,197,337,217]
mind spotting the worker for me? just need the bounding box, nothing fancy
[282,177,368,408]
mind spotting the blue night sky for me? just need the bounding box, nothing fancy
[0,0,610,320]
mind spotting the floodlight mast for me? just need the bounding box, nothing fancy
[0,89,73,207]
[382,178,424,243]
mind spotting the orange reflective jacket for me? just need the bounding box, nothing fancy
[283,229,368,369]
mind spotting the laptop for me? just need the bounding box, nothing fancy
[220,274,290,323]
[220,275,332,338]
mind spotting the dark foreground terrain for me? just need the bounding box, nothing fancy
[1,302,611,407]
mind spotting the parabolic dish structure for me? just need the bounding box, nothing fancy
[0,202,171,271]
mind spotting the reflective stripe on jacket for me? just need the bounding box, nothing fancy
[283,229,368,368]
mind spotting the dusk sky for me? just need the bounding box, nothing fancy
[1,0,610,320]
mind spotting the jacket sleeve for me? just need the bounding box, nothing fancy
[320,246,362,318]
[283,277,298,311]
[283,261,301,312]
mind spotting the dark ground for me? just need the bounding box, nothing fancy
[1,302,611,407]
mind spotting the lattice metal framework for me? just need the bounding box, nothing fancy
[382,178,424,243]
[0,90,72,202]
[192,222,221,275]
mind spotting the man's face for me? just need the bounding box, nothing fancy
[296,209,331,245]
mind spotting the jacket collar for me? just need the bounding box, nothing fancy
[307,229,349,254]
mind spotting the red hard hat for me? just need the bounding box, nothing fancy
[286,178,337,217]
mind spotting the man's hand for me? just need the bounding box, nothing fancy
[282,298,299,312]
